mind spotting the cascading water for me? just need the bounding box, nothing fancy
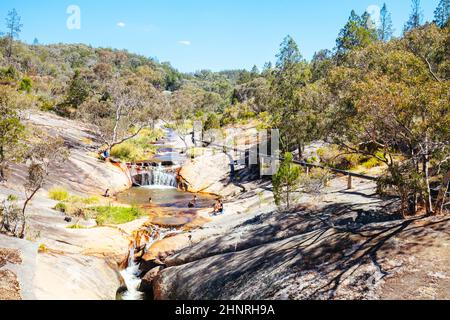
[119,227,180,300]
[136,164,177,188]
[120,246,143,300]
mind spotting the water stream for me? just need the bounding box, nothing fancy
[119,228,175,300]
[117,128,215,300]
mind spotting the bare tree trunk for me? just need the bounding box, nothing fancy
[286,187,290,210]
[436,170,450,214]
[19,186,41,239]
[107,104,123,154]
[297,138,303,160]
[423,154,434,215]
[7,36,13,60]
[0,146,5,182]
[108,126,146,155]
[410,158,419,215]
[423,132,433,214]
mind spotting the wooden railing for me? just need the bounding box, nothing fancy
[196,139,378,188]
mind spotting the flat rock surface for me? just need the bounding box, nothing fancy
[152,173,450,300]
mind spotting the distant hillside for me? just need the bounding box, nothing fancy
[0,40,264,119]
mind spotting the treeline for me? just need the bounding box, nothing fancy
[257,1,449,216]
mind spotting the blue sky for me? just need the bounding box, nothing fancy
[0,0,439,72]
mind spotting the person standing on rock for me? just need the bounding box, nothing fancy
[188,195,197,208]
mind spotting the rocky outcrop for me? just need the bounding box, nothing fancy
[149,171,450,300]
[34,253,122,300]
[13,112,132,196]
[178,152,231,195]
[0,112,137,300]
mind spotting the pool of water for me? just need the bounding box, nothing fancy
[116,186,216,227]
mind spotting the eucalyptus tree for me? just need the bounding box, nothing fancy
[404,0,423,33]
[434,0,450,28]
[378,3,394,41]
[4,9,23,60]
[0,87,25,182]
[18,137,68,238]
[326,25,449,215]
[336,10,378,57]
[269,36,313,158]
[272,152,302,210]
[79,76,165,154]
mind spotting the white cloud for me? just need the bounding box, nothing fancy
[366,5,381,28]
[178,40,191,46]
[117,22,126,28]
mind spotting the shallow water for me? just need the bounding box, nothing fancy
[117,186,215,210]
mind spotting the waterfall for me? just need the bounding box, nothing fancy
[119,227,180,300]
[137,164,177,188]
[119,245,144,300]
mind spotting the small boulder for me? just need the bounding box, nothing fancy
[138,266,162,293]
[139,258,164,275]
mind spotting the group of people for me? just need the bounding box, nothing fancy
[103,190,225,217]
[186,195,224,216]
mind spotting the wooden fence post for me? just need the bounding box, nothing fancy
[347,174,353,190]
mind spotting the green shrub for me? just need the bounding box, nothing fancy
[92,206,143,225]
[7,195,18,202]
[220,107,239,126]
[38,244,47,253]
[39,98,55,112]
[256,112,272,130]
[316,146,364,170]
[362,157,382,169]
[204,113,221,131]
[54,202,68,213]
[0,66,19,81]
[110,142,143,161]
[67,223,87,229]
[374,151,387,162]
[239,110,256,120]
[306,156,318,164]
[81,196,100,205]
[49,187,70,201]
[69,195,100,205]
[109,128,163,162]
[316,148,326,159]
[19,77,33,93]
